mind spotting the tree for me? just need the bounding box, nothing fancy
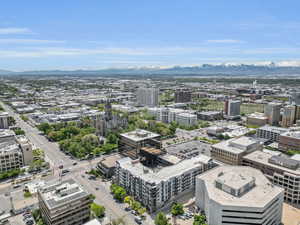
[37,123,52,134]
[90,203,105,218]
[106,133,118,144]
[124,196,133,206]
[193,214,207,225]
[110,184,127,201]
[137,207,146,216]
[171,203,184,216]
[155,212,171,225]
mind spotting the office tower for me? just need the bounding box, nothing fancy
[136,88,159,107]
[224,100,241,118]
[38,179,92,225]
[0,112,9,129]
[174,89,192,103]
[264,102,281,125]
[281,105,296,127]
[196,166,284,225]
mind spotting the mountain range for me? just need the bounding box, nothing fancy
[2,63,300,77]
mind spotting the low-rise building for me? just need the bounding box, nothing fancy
[211,136,262,165]
[119,129,161,159]
[38,179,92,225]
[97,153,123,178]
[195,166,284,225]
[115,155,214,212]
[256,125,289,142]
[243,150,300,207]
[0,140,24,172]
[246,112,268,126]
[197,111,223,121]
[279,131,300,151]
[175,113,197,127]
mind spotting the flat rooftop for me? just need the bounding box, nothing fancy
[258,125,289,133]
[141,147,164,156]
[120,129,160,142]
[198,166,284,207]
[281,131,300,139]
[243,150,300,176]
[99,154,123,168]
[247,112,268,119]
[118,154,212,184]
[39,179,89,209]
[212,136,260,154]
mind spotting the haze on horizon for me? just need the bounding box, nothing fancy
[1,0,300,71]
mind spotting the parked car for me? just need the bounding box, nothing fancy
[135,217,142,224]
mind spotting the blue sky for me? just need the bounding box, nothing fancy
[1,0,300,70]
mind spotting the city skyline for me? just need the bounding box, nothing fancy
[1,0,300,70]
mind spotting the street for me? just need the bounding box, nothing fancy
[0,102,152,225]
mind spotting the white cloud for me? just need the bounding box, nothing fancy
[206,39,244,44]
[277,60,300,67]
[0,27,32,34]
[0,39,65,44]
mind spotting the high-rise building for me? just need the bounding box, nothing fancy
[174,89,192,103]
[224,100,241,119]
[196,166,284,225]
[38,179,92,225]
[281,105,296,127]
[289,91,300,105]
[0,112,9,129]
[136,88,159,107]
[264,102,281,125]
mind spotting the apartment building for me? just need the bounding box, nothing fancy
[174,89,192,103]
[256,125,289,142]
[278,131,300,151]
[196,166,284,225]
[175,113,197,126]
[264,102,281,125]
[243,150,300,207]
[281,105,296,127]
[136,88,159,107]
[211,136,262,165]
[38,179,92,225]
[115,155,214,212]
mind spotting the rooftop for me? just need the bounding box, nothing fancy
[117,154,212,184]
[198,166,284,207]
[120,129,160,142]
[258,125,289,133]
[212,136,261,154]
[281,131,300,139]
[243,150,300,176]
[38,179,89,209]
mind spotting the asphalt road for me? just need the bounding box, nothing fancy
[0,102,148,225]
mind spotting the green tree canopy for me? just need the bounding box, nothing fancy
[155,212,171,225]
